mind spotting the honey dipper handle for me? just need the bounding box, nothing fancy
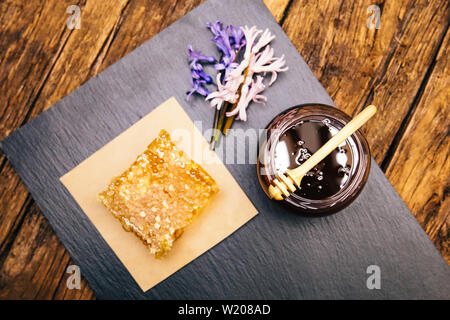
[286,105,377,186]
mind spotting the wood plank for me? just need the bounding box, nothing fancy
[263,0,292,22]
[0,161,30,254]
[281,0,449,162]
[385,29,450,264]
[0,202,69,299]
[0,0,82,139]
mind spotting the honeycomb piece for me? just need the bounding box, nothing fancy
[99,129,218,258]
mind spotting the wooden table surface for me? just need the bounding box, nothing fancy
[0,0,448,299]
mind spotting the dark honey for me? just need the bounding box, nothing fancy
[257,104,371,215]
[274,120,353,200]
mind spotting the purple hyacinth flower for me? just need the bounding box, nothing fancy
[214,58,238,73]
[191,68,213,84]
[188,45,216,64]
[186,79,210,101]
[215,27,235,58]
[186,45,215,101]
[206,21,244,78]
[229,25,246,50]
[186,22,247,102]
[206,21,223,37]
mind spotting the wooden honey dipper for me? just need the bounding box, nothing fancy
[268,105,377,200]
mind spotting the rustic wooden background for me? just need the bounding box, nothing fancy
[0,0,448,299]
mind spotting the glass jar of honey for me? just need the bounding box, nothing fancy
[257,104,371,215]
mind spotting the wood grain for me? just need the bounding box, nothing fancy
[282,0,448,161]
[263,0,291,22]
[0,0,448,299]
[0,202,92,299]
[385,29,450,264]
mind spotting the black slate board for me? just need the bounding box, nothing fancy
[2,0,449,299]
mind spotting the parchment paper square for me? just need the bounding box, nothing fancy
[60,97,258,292]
